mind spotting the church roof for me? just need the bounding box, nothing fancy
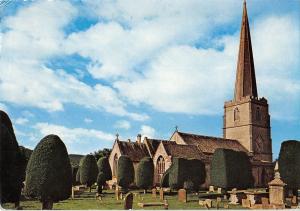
[117,141,149,162]
[144,138,169,157]
[177,132,248,154]
[234,0,258,101]
[162,141,207,160]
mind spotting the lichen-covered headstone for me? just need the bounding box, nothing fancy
[178,189,187,203]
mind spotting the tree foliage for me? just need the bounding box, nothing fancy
[210,148,253,190]
[97,157,112,181]
[80,154,98,188]
[93,148,111,161]
[0,110,23,205]
[72,167,79,186]
[160,167,171,188]
[25,134,72,208]
[117,156,134,190]
[136,157,154,191]
[96,172,107,194]
[278,140,300,194]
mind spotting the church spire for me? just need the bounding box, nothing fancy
[234,0,258,101]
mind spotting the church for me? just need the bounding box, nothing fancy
[108,1,274,188]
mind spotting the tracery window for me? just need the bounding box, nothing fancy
[234,107,240,121]
[156,156,165,183]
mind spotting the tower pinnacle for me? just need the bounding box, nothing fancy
[234,1,257,101]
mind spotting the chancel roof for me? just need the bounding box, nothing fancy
[117,140,149,162]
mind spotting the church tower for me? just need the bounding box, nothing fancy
[223,1,272,162]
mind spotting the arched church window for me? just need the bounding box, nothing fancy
[113,154,118,177]
[156,156,165,184]
[256,107,261,121]
[234,107,240,121]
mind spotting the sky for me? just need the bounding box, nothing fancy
[0,0,299,159]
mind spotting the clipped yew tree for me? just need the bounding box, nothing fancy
[97,156,112,181]
[168,157,205,191]
[278,140,300,196]
[210,148,253,190]
[160,167,171,188]
[76,168,81,184]
[0,110,23,207]
[117,155,134,191]
[136,157,154,193]
[25,135,72,209]
[72,167,79,186]
[80,154,98,192]
[96,172,106,194]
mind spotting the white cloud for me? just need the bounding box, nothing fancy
[34,122,115,154]
[15,117,29,125]
[84,118,93,123]
[114,120,131,130]
[140,125,156,139]
[0,102,8,112]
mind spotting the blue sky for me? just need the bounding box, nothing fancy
[0,0,299,159]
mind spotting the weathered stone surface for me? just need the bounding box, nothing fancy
[160,188,164,201]
[124,192,133,210]
[268,172,286,207]
[178,189,187,203]
[217,188,222,194]
[205,199,212,208]
[209,186,214,192]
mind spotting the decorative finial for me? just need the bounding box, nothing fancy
[175,125,178,132]
[274,161,281,179]
[116,133,119,141]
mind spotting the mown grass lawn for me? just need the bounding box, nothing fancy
[2,189,245,210]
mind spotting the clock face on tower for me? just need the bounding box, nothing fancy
[255,136,264,153]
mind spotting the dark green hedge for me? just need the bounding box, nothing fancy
[80,155,98,188]
[117,156,134,189]
[210,148,253,190]
[136,157,154,190]
[96,172,106,194]
[279,140,300,194]
[97,157,112,181]
[160,167,171,188]
[25,135,72,203]
[168,157,206,191]
[72,167,79,186]
[0,110,23,204]
[76,168,81,184]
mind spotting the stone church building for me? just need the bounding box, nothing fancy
[108,1,274,188]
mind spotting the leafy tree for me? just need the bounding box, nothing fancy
[97,157,112,181]
[136,157,154,193]
[80,154,98,192]
[117,156,134,191]
[0,110,23,208]
[93,148,111,161]
[25,134,72,209]
[278,140,300,196]
[96,172,106,194]
[210,148,253,190]
[72,167,79,186]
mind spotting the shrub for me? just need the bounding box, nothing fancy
[210,148,253,190]
[76,168,81,184]
[278,140,300,195]
[72,167,79,186]
[136,157,154,193]
[117,156,134,191]
[80,154,98,191]
[97,172,106,194]
[168,157,206,191]
[97,157,112,181]
[0,110,23,207]
[25,134,72,209]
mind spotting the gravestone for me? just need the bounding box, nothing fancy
[209,186,214,192]
[115,188,120,200]
[216,197,222,209]
[242,199,251,208]
[285,198,292,208]
[124,192,133,210]
[178,189,187,203]
[152,188,157,198]
[268,170,286,208]
[163,199,169,210]
[261,197,269,209]
[199,200,205,206]
[205,199,212,208]
[223,202,229,209]
[229,193,239,205]
[160,188,164,201]
[223,195,227,200]
[292,195,297,205]
[217,188,222,194]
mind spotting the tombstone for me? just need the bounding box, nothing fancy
[285,198,292,208]
[216,197,222,209]
[199,200,205,206]
[152,188,157,198]
[160,188,164,201]
[242,199,251,208]
[229,193,239,205]
[163,199,169,210]
[115,188,120,200]
[223,202,229,209]
[205,199,212,208]
[292,195,297,205]
[223,195,228,200]
[178,189,187,203]
[261,197,269,209]
[124,192,133,210]
[209,186,214,192]
[71,187,75,199]
[216,188,221,194]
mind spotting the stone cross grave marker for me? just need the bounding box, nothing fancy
[124,192,133,210]
[160,188,164,200]
[178,189,187,203]
[209,186,214,192]
[152,188,157,198]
